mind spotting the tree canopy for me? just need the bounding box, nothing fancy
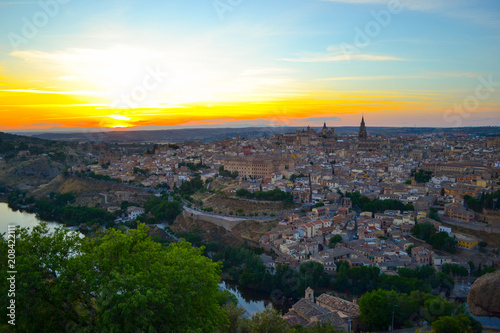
[0,223,229,332]
[411,222,457,253]
[344,191,414,213]
[358,289,478,332]
[411,169,433,183]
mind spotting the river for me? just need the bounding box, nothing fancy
[0,202,62,235]
[219,281,268,315]
[219,280,295,315]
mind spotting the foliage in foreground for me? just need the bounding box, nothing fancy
[358,289,481,332]
[0,223,228,332]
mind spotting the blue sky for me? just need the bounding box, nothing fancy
[0,0,499,130]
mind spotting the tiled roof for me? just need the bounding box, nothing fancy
[313,312,346,327]
[292,299,329,319]
[283,310,310,326]
[316,294,360,317]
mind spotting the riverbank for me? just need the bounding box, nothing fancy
[0,202,61,234]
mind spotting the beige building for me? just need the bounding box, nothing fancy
[221,155,295,178]
[444,203,475,223]
[411,246,431,266]
[487,136,500,148]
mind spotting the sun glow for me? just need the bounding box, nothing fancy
[108,115,131,121]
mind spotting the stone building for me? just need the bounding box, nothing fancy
[358,116,368,140]
[444,203,475,223]
[320,122,336,138]
[273,123,336,147]
[221,155,295,178]
[411,246,431,266]
[283,287,356,330]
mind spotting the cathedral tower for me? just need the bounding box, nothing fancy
[359,116,368,140]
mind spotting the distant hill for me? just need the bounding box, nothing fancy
[0,132,67,190]
[0,132,51,145]
[12,126,500,143]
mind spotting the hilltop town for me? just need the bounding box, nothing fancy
[3,119,499,274]
[1,119,499,331]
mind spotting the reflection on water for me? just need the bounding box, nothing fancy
[0,202,62,235]
[220,281,267,315]
[0,203,82,237]
[219,280,295,315]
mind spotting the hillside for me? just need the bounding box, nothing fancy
[31,175,154,207]
[0,155,63,190]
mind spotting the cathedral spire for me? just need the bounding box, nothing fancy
[359,115,367,140]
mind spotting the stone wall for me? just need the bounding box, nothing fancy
[182,209,244,231]
[442,219,500,234]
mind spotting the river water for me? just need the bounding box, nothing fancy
[0,202,61,235]
[219,281,268,315]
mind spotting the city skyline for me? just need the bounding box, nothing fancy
[1,0,500,131]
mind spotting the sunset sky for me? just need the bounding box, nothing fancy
[0,0,499,131]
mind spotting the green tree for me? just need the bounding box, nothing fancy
[421,296,455,323]
[0,223,229,332]
[298,261,329,291]
[144,196,183,224]
[411,169,433,183]
[222,303,248,333]
[247,305,288,333]
[358,289,395,331]
[411,222,436,242]
[328,235,343,248]
[432,314,482,333]
[432,316,463,333]
[0,224,83,332]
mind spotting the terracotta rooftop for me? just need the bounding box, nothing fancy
[292,299,329,319]
[316,294,360,317]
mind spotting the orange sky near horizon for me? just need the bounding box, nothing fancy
[1,0,499,130]
[3,67,494,130]
[0,87,453,130]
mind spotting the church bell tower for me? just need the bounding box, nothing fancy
[359,115,368,140]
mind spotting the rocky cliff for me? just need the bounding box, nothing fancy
[467,271,500,318]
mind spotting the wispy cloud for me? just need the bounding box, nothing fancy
[320,0,500,28]
[1,89,105,96]
[281,54,405,62]
[319,0,453,12]
[447,9,500,29]
[318,75,423,81]
[0,1,38,5]
[318,72,483,81]
[434,72,485,79]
